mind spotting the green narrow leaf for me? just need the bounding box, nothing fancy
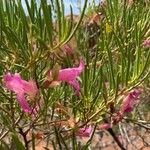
[0,113,13,132]
[64,0,88,44]
[60,0,66,38]
[41,0,53,47]
[52,0,88,49]
[11,134,26,150]
[0,140,10,150]
[24,0,34,22]
[106,45,116,90]
[56,0,62,40]
[31,133,35,150]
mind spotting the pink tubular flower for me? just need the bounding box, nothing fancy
[47,59,85,95]
[143,39,150,48]
[111,88,143,125]
[120,88,143,114]
[77,126,93,138]
[3,73,38,113]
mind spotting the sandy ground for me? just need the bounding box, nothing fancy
[33,124,150,150]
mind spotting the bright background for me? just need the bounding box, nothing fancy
[22,0,100,15]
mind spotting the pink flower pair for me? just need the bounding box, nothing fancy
[3,59,85,113]
[3,73,38,114]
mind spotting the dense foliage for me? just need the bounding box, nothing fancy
[0,0,150,149]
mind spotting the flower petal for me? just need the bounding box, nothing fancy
[4,73,24,94]
[4,73,38,99]
[68,79,80,95]
[58,59,84,81]
[4,73,39,114]
[46,59,85,95]
[77,126,93,137]
[143,39,150,48]
[22,80,38,99]
[120,88,142,113]
[17,94,32,113]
